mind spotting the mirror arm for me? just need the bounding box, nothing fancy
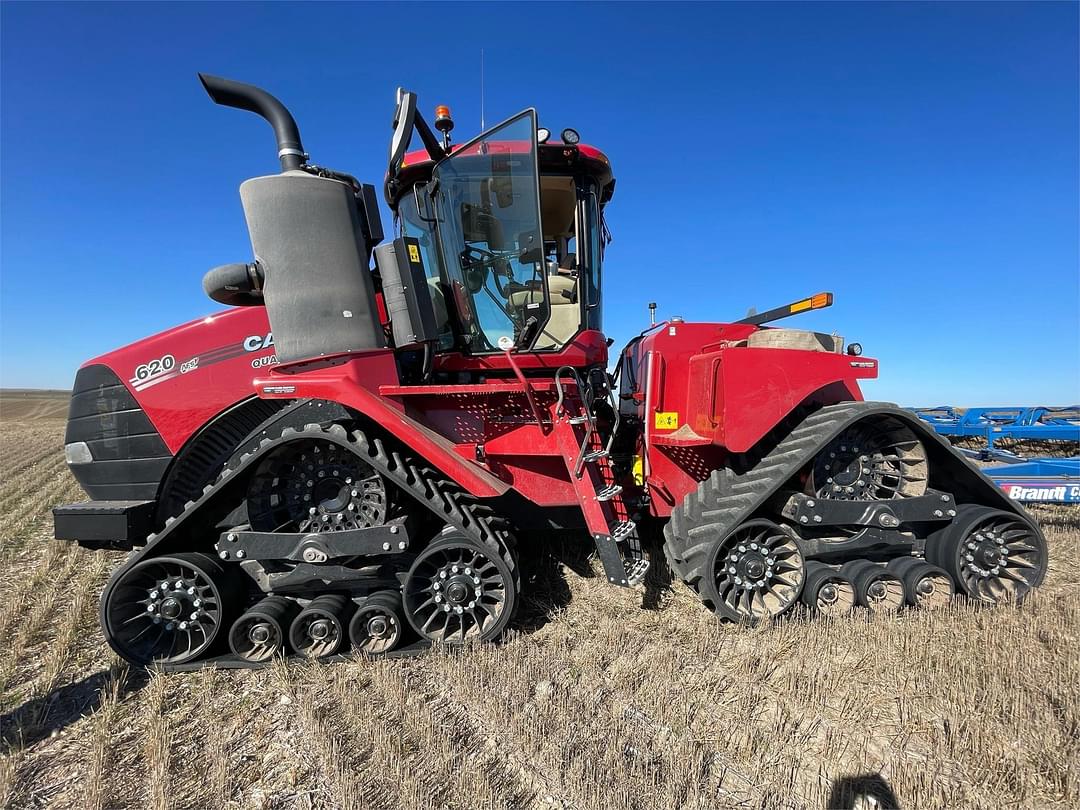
[414,116,447,162]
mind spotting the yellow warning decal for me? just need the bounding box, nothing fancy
[408,244,421,264]
[632,455,644,485]
[654,411,679,430]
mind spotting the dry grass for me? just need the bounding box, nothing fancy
[0,394,1077,809]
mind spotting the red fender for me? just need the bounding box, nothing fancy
[255,351,509,498]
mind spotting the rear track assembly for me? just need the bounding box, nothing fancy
[664,402,1047,622]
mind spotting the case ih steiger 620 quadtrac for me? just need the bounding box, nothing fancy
[54,75,1049,668]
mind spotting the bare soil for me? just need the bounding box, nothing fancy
[1,392,1077,809]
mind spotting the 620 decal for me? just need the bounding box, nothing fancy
[132,354,175,382]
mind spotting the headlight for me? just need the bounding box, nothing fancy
[65,442,93,465]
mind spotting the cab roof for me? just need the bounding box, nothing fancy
[389,141,615,209]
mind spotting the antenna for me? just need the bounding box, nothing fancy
[649,302,657,326]
[480,48,485,130]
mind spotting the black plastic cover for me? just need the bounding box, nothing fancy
[374,238,440,349]
[65,365,171,500]
[53,500,155,548]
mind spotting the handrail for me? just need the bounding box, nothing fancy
[504,349,546,431]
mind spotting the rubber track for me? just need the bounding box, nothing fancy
[662,401,1032,611]
[104,413,520,650]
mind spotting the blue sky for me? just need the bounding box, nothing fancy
[2,1,1077,404]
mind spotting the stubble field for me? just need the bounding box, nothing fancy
[0,391,1077,809]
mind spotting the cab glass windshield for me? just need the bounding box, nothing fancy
[431,110,548,351]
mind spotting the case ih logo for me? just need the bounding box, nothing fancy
[243,333,274,352]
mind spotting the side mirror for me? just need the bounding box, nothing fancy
[388,88,418,177]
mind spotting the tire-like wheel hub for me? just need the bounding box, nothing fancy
[434,562,484,613]
[366,616,390,637]
[140,578,210,633]
[963,525,1020,584]
[862,575,904,611]
[289,599,346,658]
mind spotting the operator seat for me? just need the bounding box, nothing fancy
[508,254,580,349]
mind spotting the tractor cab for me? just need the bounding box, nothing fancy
[383,97,614,368]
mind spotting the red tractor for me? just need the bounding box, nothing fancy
[54,75,1048,667]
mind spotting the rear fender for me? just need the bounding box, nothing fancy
[710,349,875,452]
[647,340,877,453]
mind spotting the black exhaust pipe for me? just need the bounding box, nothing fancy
[198,73,306,172]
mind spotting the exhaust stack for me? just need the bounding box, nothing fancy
[199,73,306,172]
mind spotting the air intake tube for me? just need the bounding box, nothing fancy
[198,73,306,172]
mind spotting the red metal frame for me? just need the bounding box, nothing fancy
[83,302,875,522]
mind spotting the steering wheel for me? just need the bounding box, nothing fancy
[461,245,514,296]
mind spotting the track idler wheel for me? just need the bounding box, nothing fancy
[403,531,517,644]
[229,596,299,663]
[349,591,406,655]
[886,557,955,608]
[927,504,1047,603]
[840,560,905,614]
[811,416,928,501]
[246,438,388,533]
[102,552,237,666]
[289,594,351,658]
[703,519,805,623]
[801,561,856,617]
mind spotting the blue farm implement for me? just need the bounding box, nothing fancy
[912,406,1080,505]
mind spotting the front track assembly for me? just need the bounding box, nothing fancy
[100,400,519,669]
[664,402,1049,623]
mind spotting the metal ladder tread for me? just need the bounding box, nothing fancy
[596,484,623,502]
[623,558,650,586]
[611,520,635,540]
[583,449,610,462]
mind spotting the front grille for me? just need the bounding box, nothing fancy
[65,364,171,500]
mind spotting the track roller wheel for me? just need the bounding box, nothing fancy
[102,552,237,666]
[927,504,1047,603]
[349,591,406,655]
[840,559,904,614]
[289,594,351,658]
[801,561,856,617]
[886,557,954,608]
[403,530,517,644]
[229,596,298,662]
[702,519,805,623]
